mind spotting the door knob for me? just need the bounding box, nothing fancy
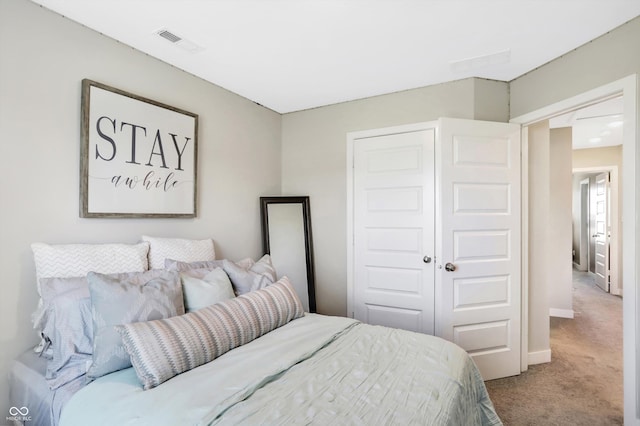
[444,262,456,272]
[423,256,432,264]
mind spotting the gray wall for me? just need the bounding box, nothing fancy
[527,121,551,357]
[0,0,281,418]
[510,17,640,118]
[549,128,573,317]
[281,78,509,316]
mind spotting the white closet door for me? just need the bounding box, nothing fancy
[436,117,521,380]
[353,128,436,334]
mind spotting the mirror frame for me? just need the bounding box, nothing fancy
[260,196,316,313]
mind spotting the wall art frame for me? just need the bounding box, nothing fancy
[80,79,198,218]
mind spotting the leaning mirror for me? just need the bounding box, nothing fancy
[260,196,316,313]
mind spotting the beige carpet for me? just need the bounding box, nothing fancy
[484,270,623,425]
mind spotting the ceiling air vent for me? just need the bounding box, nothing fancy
[154,28,204,53]
[157,29,182,43]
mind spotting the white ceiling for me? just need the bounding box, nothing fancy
[31,0,640,114]
[550,96,624,150]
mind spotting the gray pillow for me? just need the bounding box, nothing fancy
[37,275,91,338]
[244,254,278,282]
[40,277,93,389]
[87,270,184,379]
[222,255,277,295]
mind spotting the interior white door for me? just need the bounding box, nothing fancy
[594,172,610,292]
[353,128,436,334]
[436,118,521,380]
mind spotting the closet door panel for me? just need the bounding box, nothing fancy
[437,118,521,381]
[353,128,436,335]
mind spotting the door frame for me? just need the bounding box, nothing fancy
[510,74,637,422]
[350,127,437,333]
[346,121,438,318]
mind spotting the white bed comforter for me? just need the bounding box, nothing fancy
[60,314,501,426]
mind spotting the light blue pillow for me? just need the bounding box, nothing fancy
[180,268,235,312]
[87,270,184,379]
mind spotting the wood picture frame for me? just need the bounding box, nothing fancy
[80,79,198,218]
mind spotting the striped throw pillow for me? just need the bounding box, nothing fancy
[116,277,304,390]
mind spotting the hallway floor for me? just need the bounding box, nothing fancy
[484,270,623,425]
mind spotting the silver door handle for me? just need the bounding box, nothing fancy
[445,262,456,272]
[423,256,432,264]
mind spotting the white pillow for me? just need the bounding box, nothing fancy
[180,268,235,312]
[31,242,150,296]
[142,236,215,269]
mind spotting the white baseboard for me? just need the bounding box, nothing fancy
[572,262,587,272]
[549,308,574,319]
[528,349,551,365]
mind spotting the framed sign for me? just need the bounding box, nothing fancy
[80,79,198,218]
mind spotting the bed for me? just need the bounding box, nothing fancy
[12,237,502,426]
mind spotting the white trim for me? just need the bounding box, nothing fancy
[510,77,632,126]
[528,349,552,365]
[433,121,443,337]
[520,126,529,373]
[511,74,637,423]
[346,129,355,319]
[622,76,639,422]
[549,308,575,319]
